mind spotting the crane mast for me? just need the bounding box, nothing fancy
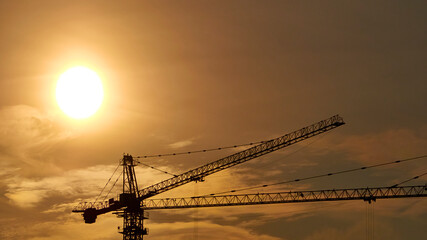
[74,115,346,239]
[119,154,147,239]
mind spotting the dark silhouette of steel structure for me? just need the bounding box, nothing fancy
[142,185,426,209]
[72,115,425,239]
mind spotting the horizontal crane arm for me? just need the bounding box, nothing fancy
[138,115,344,199]
[142,185,427,210]
[72,115,344,220]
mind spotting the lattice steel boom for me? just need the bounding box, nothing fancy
[142,185,427,210]
[137,115,344,199]
[72,115,346,240]
[73,115,345,214]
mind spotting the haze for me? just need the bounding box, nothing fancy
[0,1,426,239]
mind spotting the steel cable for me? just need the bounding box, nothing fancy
[102,171,123,202]
[92,162,121,206]
[201,154,427,196]
[137,161,178,177]
[391,171,427,187]
[134,141,267,159]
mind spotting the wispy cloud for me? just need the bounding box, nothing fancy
[301,127,427,164]
[148,221,283,240]
[0,105,72,153]
[337,128,427,163]
[169,139,194,149]
[4,165,110,208]
[0,105,75,178]
[3,161,184,209]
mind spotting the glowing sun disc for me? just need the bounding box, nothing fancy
[56,66,104,119]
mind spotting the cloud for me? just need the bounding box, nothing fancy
[168,139,194,149]
[369,198,426,217]
[0,105,71,153]
[336,128,427,163]
[0,106,424,239]
[300,127,427,165]
[3,160,186,209]
[302,219,404,240]
[0,165,20,177]
[7,213,282,240]
[10,214,120,240]
[3,163,134,208]
[0,105,75,177]
[147,221,283,240]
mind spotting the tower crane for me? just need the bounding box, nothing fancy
[72,115,426,239]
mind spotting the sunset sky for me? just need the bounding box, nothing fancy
[0,1,426,239]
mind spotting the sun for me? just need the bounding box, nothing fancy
[56,66,104,119]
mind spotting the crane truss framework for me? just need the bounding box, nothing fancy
[142,185,427,210]
[72,115,345,213]
[121,155,146,239]
[73,115,345,240]
[138,115,345,199]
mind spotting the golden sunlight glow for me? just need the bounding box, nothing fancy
[56,66,104,119]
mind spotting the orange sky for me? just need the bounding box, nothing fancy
[0,1,426,239]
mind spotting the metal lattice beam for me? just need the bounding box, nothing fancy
[137,115,344,199]
[72,115,344,216]
[142,185,427,210]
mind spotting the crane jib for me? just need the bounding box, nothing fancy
[137,115,345,199]
[72,115,344,214]
[69,114,426,240]
[142,185,427,210]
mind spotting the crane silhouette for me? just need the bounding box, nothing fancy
[72,115,426,239]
